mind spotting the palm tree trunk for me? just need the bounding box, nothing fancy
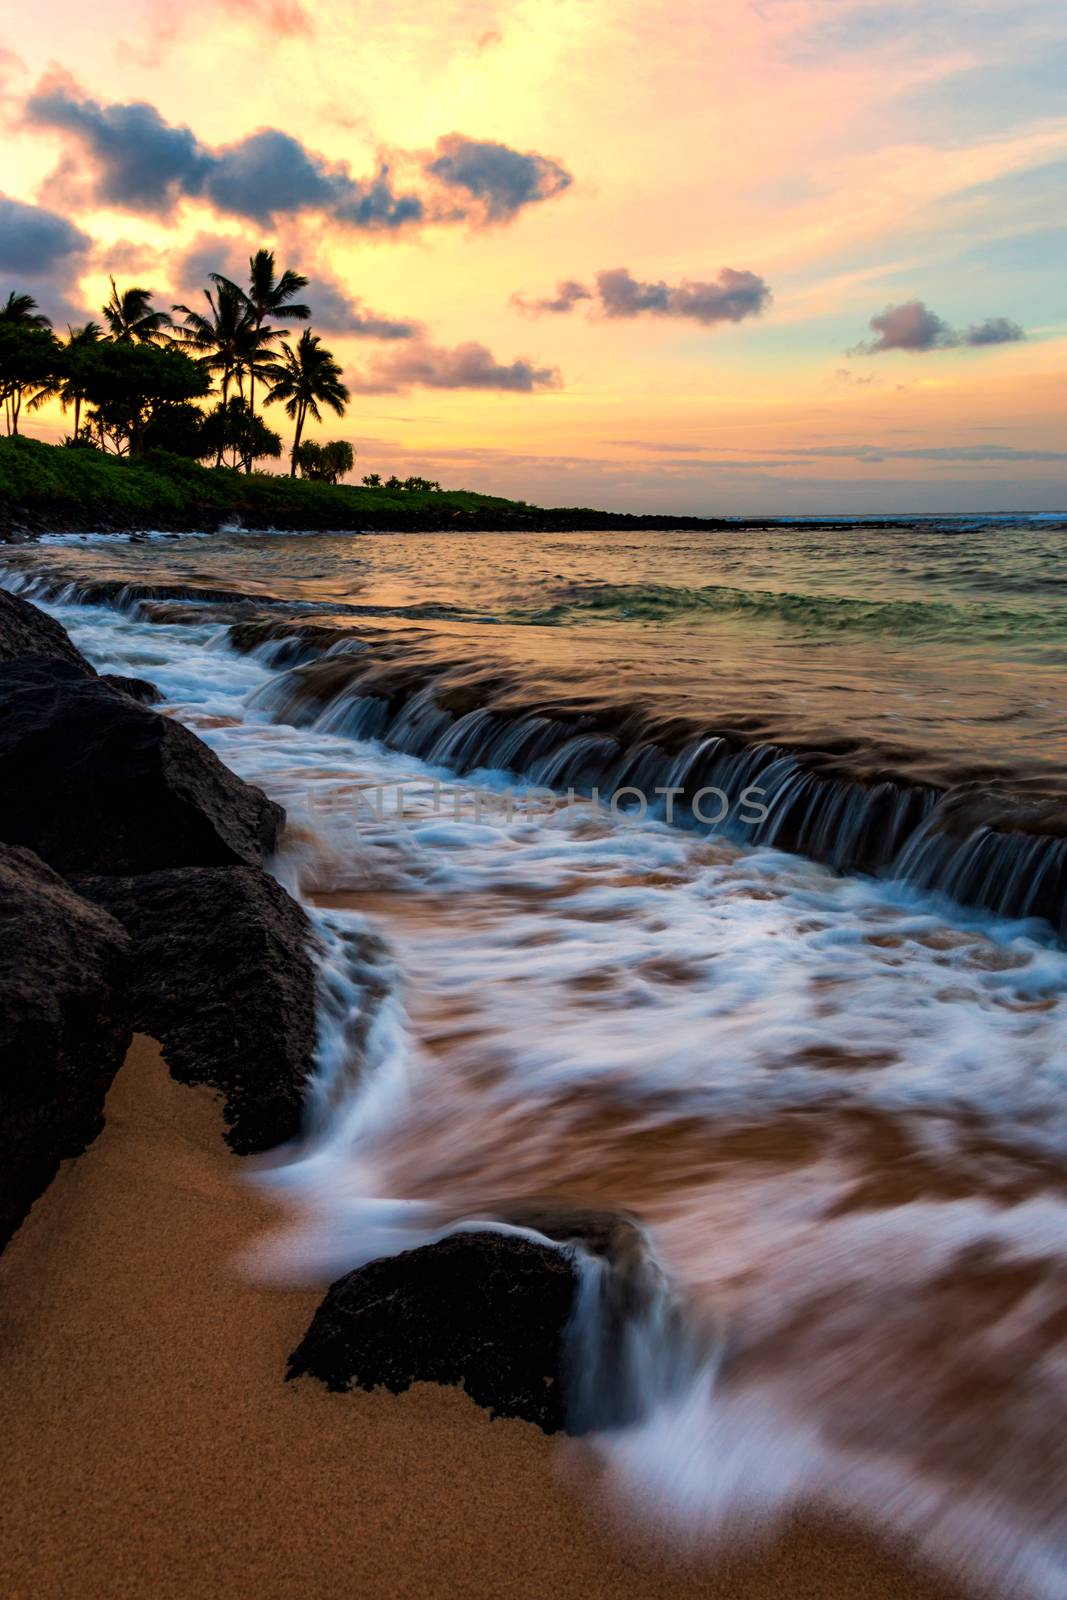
[215,370,230,468]
[246,313,261,475]
[245,369,256,474]
[290,402,306,477]
[73,394,81,440]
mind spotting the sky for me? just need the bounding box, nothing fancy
[1,0,1065,513]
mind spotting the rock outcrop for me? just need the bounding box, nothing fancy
[0,845,131,1249]
[287,1206,672,1434]
[288,1229,579,1431]
[0,584,95,671]
[0,657,283,875]
[74,866,318,1153]
[98,672,163,704]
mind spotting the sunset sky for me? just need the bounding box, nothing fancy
[2,0,1065,512]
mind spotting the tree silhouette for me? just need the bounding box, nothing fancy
[0,294,57,435]
[102,278,173,343]
[30,321,103,440]
[0,292,52,329]
[263,329,349,476]
[295,438,354,483]
[172,281,275,464]
[212,250,309,470]
[199,396,283,470]
[78,341,209,454]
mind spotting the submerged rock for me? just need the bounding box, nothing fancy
[288,1229,578,1431]
[0,657,284,875]
[287,1206,674,1434]
[0,585,95,672]
[0,844,131,1250]
[73,865,318,1154]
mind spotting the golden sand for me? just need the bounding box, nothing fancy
[0,1037,969,1600]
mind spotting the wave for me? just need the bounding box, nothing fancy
[222,624,1065,940]
[5,565,1066,941]
[511,579,1067,639]
[11,558,1067,1594]
[14,565,1066,644]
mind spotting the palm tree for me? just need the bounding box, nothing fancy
[0,293,55,434]
[212,251,310,471]
[172,281,275,465]
[102,278,172,343]
[263,329,349,476]
[0,292,52,329]
[29,320,102,439]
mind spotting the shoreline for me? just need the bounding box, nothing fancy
[0,503,944,540]
[0,431,976,542]
[0,1036,971,1600]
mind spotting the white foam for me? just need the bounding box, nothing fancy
[14,570,1067,1597]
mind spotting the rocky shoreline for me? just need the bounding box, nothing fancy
[1,504,739,538]
[0,583,658,1433]
[0,584,316,1241]
[0,500,934,542]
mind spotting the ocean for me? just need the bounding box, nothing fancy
[6,512,1067,1595]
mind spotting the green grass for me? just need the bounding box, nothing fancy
[0,435,531,531]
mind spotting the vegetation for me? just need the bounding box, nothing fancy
[0,254,719,534]
[197,398,282,470]
[224,249,309,470]
[102,278,173,344]
[0,293,57,437]
[294,439,354,484]
[0,250,361,482]
[0,434,523,531]
[260,329,349,476]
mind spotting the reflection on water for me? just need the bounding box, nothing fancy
[9,518,1067,784]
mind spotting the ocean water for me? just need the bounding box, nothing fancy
[5,515,1067,1595]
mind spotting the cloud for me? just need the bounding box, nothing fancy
[23,79,573,234]
[25,79,210,214]
[512,279,592,314]
[831,367,879,386]
[513,266,771,326]
[424,134,572,223]
[962,315,1027,346]
[171,233,247,298]
[113,0,310,70]
[167,235,419,339]
[24,78,421,228]
[851,299,1026,353]
[598,267,770,323]
[350,339,562,394]
[220,0,312,36]
[0,193,91,321]
[737,443,1067,465]
[0,193,90,276]
[205,131,421,228]
[301,277,420,339]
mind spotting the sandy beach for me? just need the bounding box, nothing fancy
[0,1036,972,1600]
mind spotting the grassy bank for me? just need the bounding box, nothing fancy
[0,435,716,535]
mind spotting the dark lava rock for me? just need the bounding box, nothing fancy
[286,1206,668,1433]
[99,672,162,705]
[287,1230,579,1432]
[73,865,318,1154]
[0,585,94,672]
[0,844,131,1250]
[0,657,284,875]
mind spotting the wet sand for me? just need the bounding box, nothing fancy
[0,1037,971,1600]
